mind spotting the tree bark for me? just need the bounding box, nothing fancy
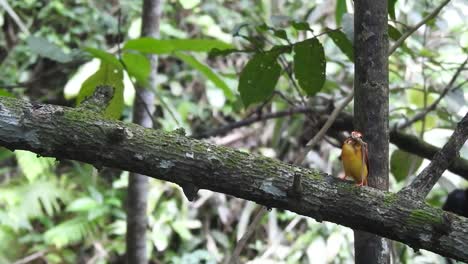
[354,0,391,263]
[126,1,162,263]
[0,96,467,262]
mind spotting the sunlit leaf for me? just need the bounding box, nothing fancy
[122,52,151,86]
[84,47,122,69]
[76,61,124,119]
[406,89,436,108]
[293,38,326,96]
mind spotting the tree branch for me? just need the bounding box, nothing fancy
[0,96,467,261]
[388,0,451,56]
[400,113,468,199]
[193,106,314,139]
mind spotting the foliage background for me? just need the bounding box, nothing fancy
[0,0,467,263]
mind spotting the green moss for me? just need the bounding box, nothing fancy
[383,193,398,206]
[408,209,443,226]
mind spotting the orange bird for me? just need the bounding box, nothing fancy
[340,131,369,186]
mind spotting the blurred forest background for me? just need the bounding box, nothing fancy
[0,0,467,263]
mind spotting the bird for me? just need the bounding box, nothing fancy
[340,131,369,186]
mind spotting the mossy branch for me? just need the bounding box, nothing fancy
[0,96,467,261]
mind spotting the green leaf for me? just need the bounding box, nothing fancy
[84,47,122,69]
[293,38,326,96]
[124,38,233,54]
[76,61,124,119]
[291,21,312,31]
[388,25,402,40]
[273,29,289,41]
[413,114,437,133]
[335,0,347,26]
[15,150,54,182]
[0,88,14,97]
[238,51,281,107]
[406,89,436,108]
[327,29,354,61]
[174,52,234,101]
[171,220,192,240]
[26,36,73,63]
[388,0,398,19]
[390,150,423,182]
[122,52,151,86]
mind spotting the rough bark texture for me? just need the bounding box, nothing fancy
[0,97,467,262]
[354,0,391,263]
[126,1,162,263]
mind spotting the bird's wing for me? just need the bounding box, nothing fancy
[363,142,369,174]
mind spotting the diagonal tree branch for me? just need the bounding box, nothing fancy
[400,113,468,200]
[0,96,467,261]
[388,0,451,56]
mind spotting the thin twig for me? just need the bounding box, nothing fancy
[228,206,268,264]
[398,56,467,130]
[0,0,30,35]
[293,90,354,165]
[388,0,451,56]
[400,112,468,200]
[13,250,46,264]
[193,106,314,139]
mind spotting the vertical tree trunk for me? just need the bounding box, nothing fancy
[126,0,162,263]
[353,0,391,263]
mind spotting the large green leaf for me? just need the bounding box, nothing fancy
[76,61,124,119]
[327,29,354,61]
[122,52,151,86]
[238,51,281,107]
[390,150,423,182]
[335,0,347,26]
[174,52,234,101]
[26,36,73,63]
[293,38,326,96]
[123,38,233,54]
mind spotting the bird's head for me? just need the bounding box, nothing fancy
[344,131,364,145]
